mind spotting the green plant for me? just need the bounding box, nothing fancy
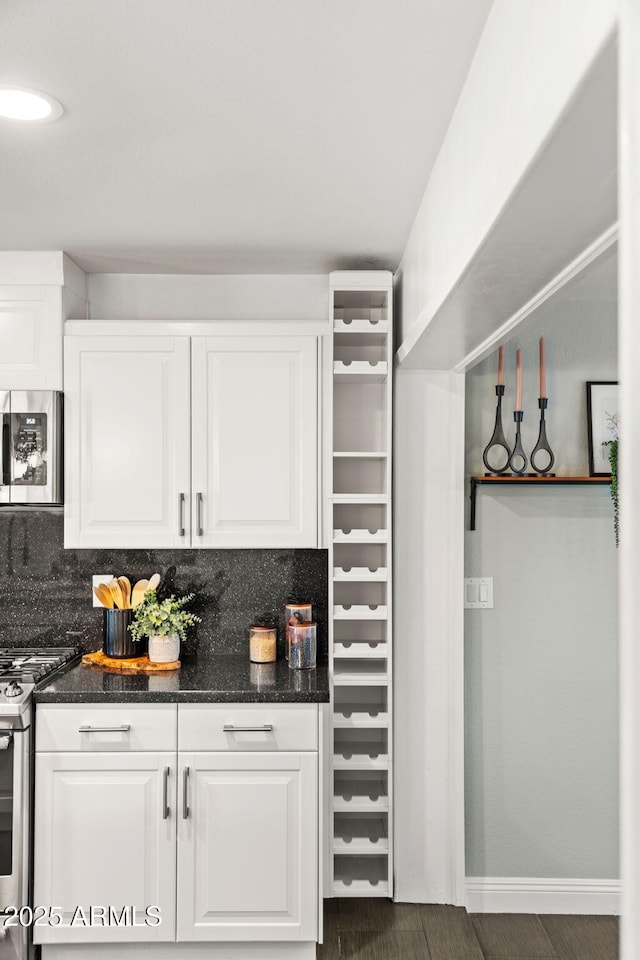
[609,438,619,547]
[129,591,201,643]
[602,410,619,546]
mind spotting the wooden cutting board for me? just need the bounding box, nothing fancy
[82,650,181,673]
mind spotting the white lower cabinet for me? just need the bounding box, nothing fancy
[34,752,177,944]
[177,752,317,941]
[34,703,319,950]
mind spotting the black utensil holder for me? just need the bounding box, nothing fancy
[103,609,142,659]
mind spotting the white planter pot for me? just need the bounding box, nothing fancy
[148,634,180,663]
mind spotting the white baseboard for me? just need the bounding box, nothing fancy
[466,877,620,915]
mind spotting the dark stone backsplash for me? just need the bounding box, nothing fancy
[0,509,327,657]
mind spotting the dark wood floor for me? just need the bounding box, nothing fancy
[318,899,619,959]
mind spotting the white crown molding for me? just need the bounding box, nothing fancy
[64,320,330,338]
[466,876,620,915]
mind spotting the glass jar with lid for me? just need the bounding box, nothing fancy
[288,621,316,670]
[285,602,313,659]
[249,624,277,663]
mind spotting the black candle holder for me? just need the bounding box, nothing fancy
[509,410,528,474]
[482,385,510,475]
[530,397,555,475]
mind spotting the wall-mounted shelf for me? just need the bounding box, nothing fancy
[469,475,611,530]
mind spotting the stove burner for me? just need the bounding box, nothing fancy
[0,648,79,688]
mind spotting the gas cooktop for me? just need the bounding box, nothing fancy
[0,647,80,717]
[0,648,80,684]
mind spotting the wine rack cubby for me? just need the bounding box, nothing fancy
[328,272,393,897]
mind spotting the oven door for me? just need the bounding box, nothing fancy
[0,727,30,960]
[0,728,28,907]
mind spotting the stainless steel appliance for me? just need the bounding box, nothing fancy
[0,392,63,505]
[0,648,79,960]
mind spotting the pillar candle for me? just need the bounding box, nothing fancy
[497,345,504,386]
[515,349,522,410]
[539,337,547,398]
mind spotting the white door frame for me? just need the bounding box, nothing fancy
[619,3,640,957]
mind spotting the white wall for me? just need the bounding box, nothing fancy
[464,303,618,881]
[396,0,617,351]
[394,369,466,903]
[86,273,328,323]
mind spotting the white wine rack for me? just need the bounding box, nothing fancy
[327,271,393,897]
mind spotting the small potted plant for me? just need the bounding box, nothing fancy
[129,591,200,663]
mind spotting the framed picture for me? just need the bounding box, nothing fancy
[586,381,619,476]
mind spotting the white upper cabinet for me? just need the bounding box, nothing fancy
[0,286,63,390]
[0,254,87,390]
[64,329,318,549]
[191,336,318,548]
[64,336,191,548]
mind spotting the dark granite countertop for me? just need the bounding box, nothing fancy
[34,655,330,704]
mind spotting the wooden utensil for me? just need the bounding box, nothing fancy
[93,584,114,608]
[107,578,125,610]
[147,572,161,592]
[131,578,149,608]
[118,576,132,608]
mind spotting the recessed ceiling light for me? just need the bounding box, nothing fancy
[0,86,63,122]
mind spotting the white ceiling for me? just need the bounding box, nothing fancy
[0,0,493,274]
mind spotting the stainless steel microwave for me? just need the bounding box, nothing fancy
[0,391,63,505]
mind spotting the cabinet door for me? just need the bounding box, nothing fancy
[177,752,317,941]
[64,335,191,548]
[191,336,318,547]
[33,752,177,943]
[0,285,62,389]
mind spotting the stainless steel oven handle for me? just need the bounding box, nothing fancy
[78,725,131,733]
[223,724,274,733]
[7,725,27,908]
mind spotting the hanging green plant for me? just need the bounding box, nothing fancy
[608,438,619,547]
[602,410,620,547]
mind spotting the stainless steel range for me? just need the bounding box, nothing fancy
[0,647,80,960]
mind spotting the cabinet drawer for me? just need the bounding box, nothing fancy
[178,703,318,752]
[36,704,177,752]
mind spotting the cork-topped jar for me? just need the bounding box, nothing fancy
[249,625,277,663]
[285,602,313,660]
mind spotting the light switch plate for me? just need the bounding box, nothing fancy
[92,574,113,607]
[464,577,494,609]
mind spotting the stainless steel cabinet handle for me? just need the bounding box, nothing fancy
[78,725,131,733]
[178,492,185,537]
[182,766,190,819]
[196,492,204,537]
[162,766,170,820]
[223,724,274,733]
